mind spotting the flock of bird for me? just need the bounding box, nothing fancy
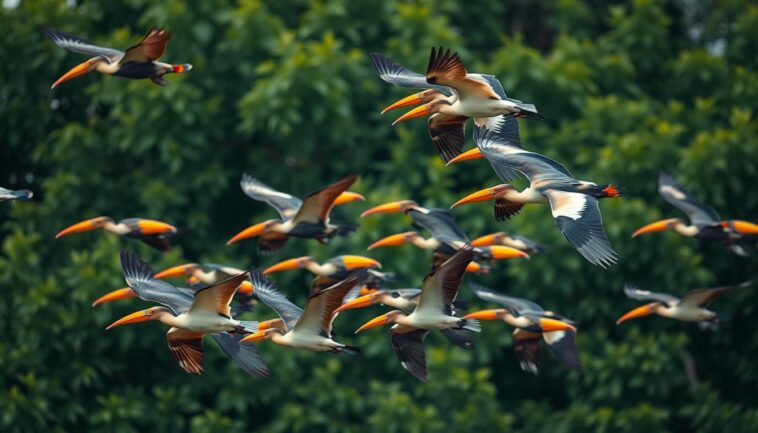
[2,28,756,382]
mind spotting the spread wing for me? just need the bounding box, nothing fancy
[680,281,750,307]
[120,27,171,63]
[416,247,474,315]
[248,269,303,331]
[468,282,543,315]
[45,28,124,63]
[257,231,290,255]
[658,172,720,227]
[427,114,467,162]
[408,208,469,249]
[426,47,500,100]
[472,115,523,183]
[512,328,541,375]
[292,175,358,224]
[390,327,430,382]
[546,190,617,268]
[623,284,679,307]
[167,327,204,375]
[210,333,269,377]
[543,330,582,372]
[294,271,367,337]
[369,52,454,96]
[240,174,302,220]
[120,250,192,314]
[137,234,173,251]
[189,271,249,319]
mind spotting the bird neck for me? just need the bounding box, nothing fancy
[103,220,130,235]
[507,187,544,204]
[155,311,183,328]
[411,236,440,251]
[672,221,699,237]
[306,261,330,276]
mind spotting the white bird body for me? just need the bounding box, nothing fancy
[270,330,345,352]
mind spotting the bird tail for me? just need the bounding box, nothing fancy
[590,184,625,199]
[12,189,33,200]
[511,101,547,120]
[458,318,481,333]
[337,345,362,356]
[172,64,193,74]
[333,224,357,238]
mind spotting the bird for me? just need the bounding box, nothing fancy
[263,254,387,293]
[616,281,751,329]
[470,232,548,255]
[463,283,580,374]
[631,172,758,256]
[239,269,366,354]
[56,217,178,251]
[352,247,480,382]
[370,50,539,162]
[107,250,268,376]
[0,187,33,202]
[226,174,362,254]
[448,119,622,267]
[45,27,192,88]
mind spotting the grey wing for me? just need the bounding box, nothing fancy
[543,330,582,372]
[240,174,302,220]
[427,114,467,162]
[439,328,474,350]
[248,269,303,330]
[473,116,523,183]
[546,190,617,268]
[680,281,750,307]
[408,208,469,247]
[45,28,124,63]
[658,172,720,226]
[369,52,454,96]
[468,282,543,315]
[0,187,32,201]
[390,328,430,382]
[210,333,269,377]
[120,250,192,314]
[623,283,679,307]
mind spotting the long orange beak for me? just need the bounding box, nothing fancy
[92,287,137,307]
[238,280,254,295]
[451,187,498,208]
[355,312,393,333]
[333,191,366,206]
[227,221,269,245]
[342,255,382,270]
[334,294,377,313]
[106,309,153,330]
[381,90,434,114]
[392,104,433,125]
[539,318,576,332]
[51,60,95,89]
[487,245,530,260]
[361,201,408,217]
[463,309,503,320]
[55,217,103,238]
[471,233,499,247]
[446,148,486,166]
[466,262,485,273]
[631,219,677,238]
[136,220,177,235]
[257,318,283,331]
[154,263,198,279]
[367,233,411,250]
[616,303,657,325]
[263,257,308,274]
[724,220,758,235]
[239,330,267,343]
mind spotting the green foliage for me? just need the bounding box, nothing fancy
[1,0,757,432]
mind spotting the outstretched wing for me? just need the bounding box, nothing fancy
[622,283,679,307]
[543,330,582,372]
[468,282,543,315]
[294,271,367,337]
[680,281,750,307]
[512,328,541,375]
[45,28,124,63]
[408,208,469,248]
[167,327,204,375]
[426,47,500,100]
[120,27,172,63]
[416,247,474,315]
[120,250,192,314]
[189,271,249,319]
[428,113,467,163]
[240,174,303,220]
[473,115,523,183]
[292,175,358,224]
[210,333,269,377]
[248,269,303,330]
[369,52,454,96]
[658,172,720,227]
[390,327,430,382]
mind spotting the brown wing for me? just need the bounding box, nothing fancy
[294,271,365,337]
[431,252,451,272]
[258,231,290,255]
[310,275,338,295]
[189,271,249,318]
[426,47,499,100]
[292,175,358,224]
[416,246,474,315]
[428,114,467,162]
[494,198,524,221]
[513,328,542,375]
[167,327,204,375]
[681,282,750,307]
[120,27,171,64]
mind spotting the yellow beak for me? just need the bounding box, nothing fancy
[334,294,377,313]
[361,201,409,217]
[465,262,485,273]
[463,309,503,321]
[341,255,382,270]
[136,220,177,235]
[227,221,270,245]
[51,59,95,89]
[91,287,137,307]
[616,303,658,325]
[333,191,366,206]
[263,257,308,274]
[487,245,530,260]
[392,104,433,125]
[238,280,255,295]
[381,90,435,114]
[538,317,576,332]
[355,312,393,333]
[367,233,412,250]
[631,219,677,238]
[240,330,267,343]
[723,220,758,235]
[55,217,102,238]
[451,187,498,208]
[154,263,198,279]
[446,148,486,166]
[106,309,153,330]
[470,233,499,247]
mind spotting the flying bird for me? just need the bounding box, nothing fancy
[227,175,362,254]
[632,172,758,256]
[470,232,548,255]
[107,250,268,376]
[0,187,33,202]
[46,27,191,88]
[616,281,750,329]
[449,120,622,267]
[463,283,580,374]
[56,217,177,251]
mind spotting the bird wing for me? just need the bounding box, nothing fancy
[425,47,501,100]
[512,328,542,375]
[658,172,720,227]
[390,327,430,382]
[427,114,467,162]
[257,231,290,255]
[369,52,454,96]
[120,250,192,315]
[545,190,618,268]
[137,234,173,251]
[248,269,303,331]
[210,333,269,377]
[543,330,582,371]
[45,28,124,63]
[416,246,474,315]
[204,264,245,279]
[240,174,303,220]
[622,283,679,307]
[408,208,469,248]
[473,115,523,183]
[292,175,358,224]
[188,271,249,319]
[120,27,172,63]
[294,271,367,337]
[468,282,543,315]
[680,281,750,307]
[166,327,205,375]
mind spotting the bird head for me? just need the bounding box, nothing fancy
[226,219,279,245]
[106,306,171,330]
[381,89,440,114]
[391,97,450,125]
[451,185,513,208]
[51,57,103,89]
[239,327,282,343]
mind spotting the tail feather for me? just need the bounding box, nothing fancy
[172,63,193,73]
[459,318,481,333]
[590,184,625,199]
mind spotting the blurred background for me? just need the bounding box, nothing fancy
[1,0,757,432]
